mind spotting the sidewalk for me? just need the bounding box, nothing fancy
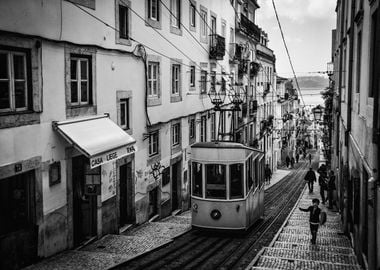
[246,154,362,270]
[264,169,291,190]
[24,212,191,270]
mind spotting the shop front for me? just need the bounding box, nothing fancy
[53,114,136,247]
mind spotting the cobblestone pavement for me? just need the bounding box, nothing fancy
[24,212,191,270]
[247,154,362,270]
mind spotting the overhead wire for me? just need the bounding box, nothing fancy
[271,0,306,107]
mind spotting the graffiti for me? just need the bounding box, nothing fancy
[149,161,165,181]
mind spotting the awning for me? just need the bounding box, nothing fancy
[53,114,136,169]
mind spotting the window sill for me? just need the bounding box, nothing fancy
[148,98,162,107]
[116,37,132,46]
[171,144,182,155]
[170,95,182,103]
[147,153,161,166]
[66,105,97,118]
[145,19,162,30]
[189,25,196,32]
[0,111,40,129]
[170,26,183,36]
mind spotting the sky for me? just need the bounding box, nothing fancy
[255,0,337,78]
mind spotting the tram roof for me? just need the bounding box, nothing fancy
[190,141,264,162]
[191,141,262,152]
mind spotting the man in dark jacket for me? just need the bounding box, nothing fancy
[304,167,317,193]
[327,170,336,209]
[264,164,272,185]
[299,198,321,244]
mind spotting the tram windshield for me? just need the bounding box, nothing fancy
[205,164,226,199]
[192,162,203,197]
[230,163,244,199]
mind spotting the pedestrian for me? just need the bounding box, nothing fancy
[299,198,322,244]
[264,164,272,185]
[327,170,336,209]
[285,155,290,168]
[308,153,312,164]
[296,153,300,163]
[304,167,317,193]
[318,173,328,204]
[303,149,307,159]
[290,156,295,168]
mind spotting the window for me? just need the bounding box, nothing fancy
[221,20,226,37]
[172,64,180,95]
[119,5,129,39]
[172,123,180,146]
[0,50,29,112]
[148,62,159,97]
[230,163,244,199]
[70,56,90,106]
[116,0,131,45]
[190,65,195,87]
[206,164,226,199]
[220,111,225,135]
[149,131,159,156]
[200,115,207,142]
[356,31,362,93]
[200,70,207,93]
[210,16,216,45]
[171,0,180,28]
[192,162,203,197]
[120,98,130,129]
[210,113,216,140]
[210,70,216,86]
[189,117,195,139]
[148,0,159,21]
[190,2,196,28]
[370,9,379,98]
[200,9,207,42]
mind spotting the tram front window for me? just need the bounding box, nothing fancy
[205,164,226,199]
[230,163,244,199]
[192,162,203,197]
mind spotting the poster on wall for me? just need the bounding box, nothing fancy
[101,161,117,202]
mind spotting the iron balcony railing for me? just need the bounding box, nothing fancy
[209,34,226,60]
[238,13,261,41]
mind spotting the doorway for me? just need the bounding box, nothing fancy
[171,161,181,211]
[148,187,158,219]
[119,162,134,226]
[72,156,98,246]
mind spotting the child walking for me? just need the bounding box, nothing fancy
[299,198,321,244]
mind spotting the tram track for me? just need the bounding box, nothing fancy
[114,157,317,270]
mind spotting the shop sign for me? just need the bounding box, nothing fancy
[90,144,137,169]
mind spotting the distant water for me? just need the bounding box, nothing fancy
[298,88,325,107]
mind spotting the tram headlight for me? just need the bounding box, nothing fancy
[192,203,198,213]
[210,209,222,220]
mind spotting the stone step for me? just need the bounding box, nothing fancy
[277,233,352,247]
[282,227,346,237]
[256,256,362,270]
[262,247,358,264]
[273,242,354,255]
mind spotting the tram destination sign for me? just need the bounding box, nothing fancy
[90,144,137,169]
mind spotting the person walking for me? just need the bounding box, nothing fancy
[327,170,336,209]
[318,173,328,204]
[304,167,317,193]
[264,164,272,185]
[299,198,322,244]
[290,156,295,168]
[295,153,300,163]
[308,153,312,164]
[285,155,290,168]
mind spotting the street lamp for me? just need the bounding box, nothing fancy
[312,105,324,122]
[327,62,334,77]
[208,86,226,111]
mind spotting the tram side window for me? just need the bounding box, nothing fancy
[230,163,244,199]
[205,164,226,199]
[246,158,254,193]
[192,162,203,197]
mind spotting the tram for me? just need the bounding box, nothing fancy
[190,141,265,231]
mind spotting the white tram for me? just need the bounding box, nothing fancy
[190,141,265,230]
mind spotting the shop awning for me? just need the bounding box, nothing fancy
[53,114,136,169]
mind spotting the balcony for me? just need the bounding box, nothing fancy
[209,34,226,60]
[229,43,243,63]
[237,13,261,41]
